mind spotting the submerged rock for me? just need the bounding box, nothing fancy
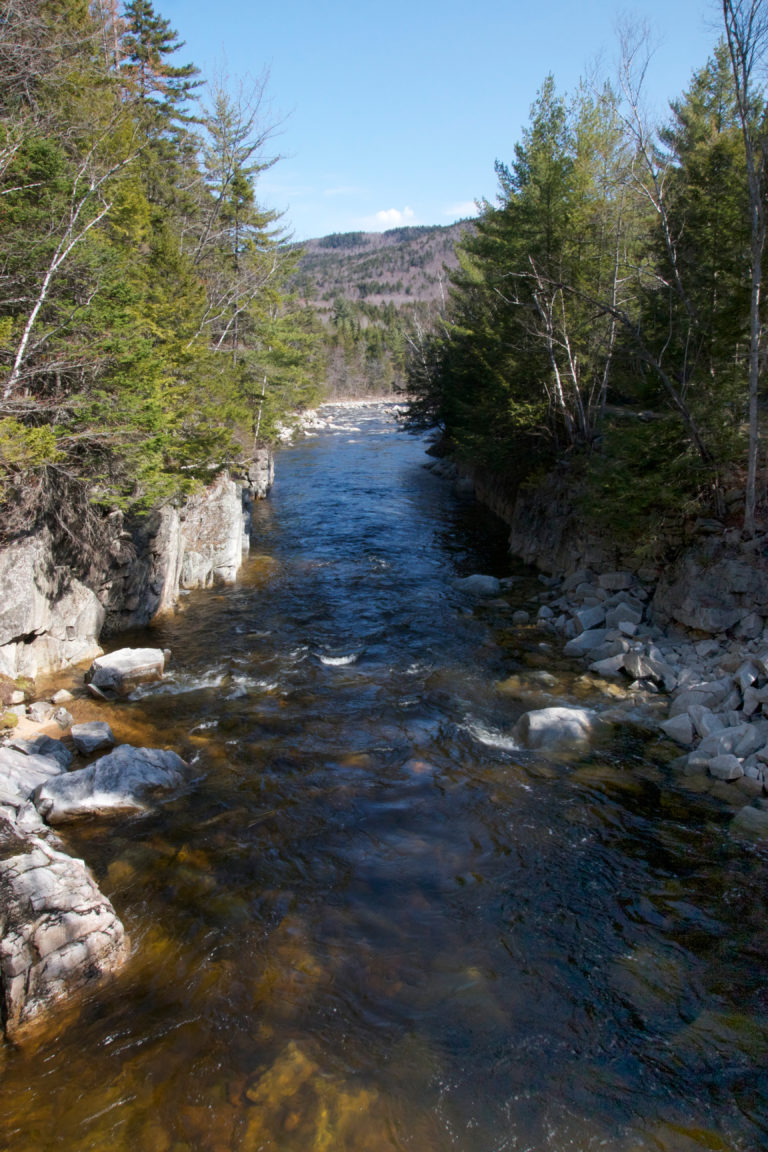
[732,804,768,838]
[513,706,598,751]
[454,574,501,597]
[34,744,188,823]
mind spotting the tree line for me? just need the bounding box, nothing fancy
[0,0,324,544]
[406,4,768,551]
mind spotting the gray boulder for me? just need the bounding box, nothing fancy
[0,747,65,815]
[598,571,634,591]
[605,602,643,629]
[71,721,116,756]
[564,628,607,655]
[732,804,768,838]
[707,754,744,781]
[687,704,725,739]
[9,736,72,770]
[453,574,501,597]
[86,647,166,695]
[589,654,625,678]
[660,714,694,746]
[34,745,188,823]
[573,605,605,633]
[0,817,128,1040]
[698,722,768,760]
[513,706,598,751]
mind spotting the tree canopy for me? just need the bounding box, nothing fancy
[0,0,323,542]
[406,24,768,550]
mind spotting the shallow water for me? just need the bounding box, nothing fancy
[3,405,768,1151]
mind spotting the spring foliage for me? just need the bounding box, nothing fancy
[0,0,323,538]
[406,32,768,544]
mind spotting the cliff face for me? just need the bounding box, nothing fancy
[0,452,274,679]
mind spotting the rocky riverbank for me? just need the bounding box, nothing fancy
[0,648,190,1042]
[0,452,273,682]
[433,457,768,838]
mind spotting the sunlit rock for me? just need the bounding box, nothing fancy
[0,746,65,816]
[34,744,188,823]
[86,647,166,696]
[0,816,128,1040]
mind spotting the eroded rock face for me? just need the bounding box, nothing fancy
[0,456,275,678]
[34,745,188,823]
[0,531,105,680]
[0,817,128,1040]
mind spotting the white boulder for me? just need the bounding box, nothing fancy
[513,706,598,751]
[86,647,166,695]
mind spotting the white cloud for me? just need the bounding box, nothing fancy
[443,200,480,219]
[373,206,416,227]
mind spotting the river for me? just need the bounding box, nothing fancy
[2,402,768,1151]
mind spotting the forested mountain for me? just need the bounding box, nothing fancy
[0,0,323,546]
[295,222,469,309]
[405,22,768,551]
[293,222,473,397]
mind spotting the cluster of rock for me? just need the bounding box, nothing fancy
[454,564,768,834]
[0,454,273,681]
[0,648,187,1041]
[282,399,408,440]
[528,568,768,826]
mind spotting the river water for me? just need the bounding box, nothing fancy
[2,403,768,1151]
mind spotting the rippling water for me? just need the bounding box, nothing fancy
[3,404,768,1151]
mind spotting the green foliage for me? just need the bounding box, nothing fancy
[579,417,709,556]
[406,46,761,547]
[0,0,320,539]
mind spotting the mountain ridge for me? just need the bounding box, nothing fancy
[293,219,474,312]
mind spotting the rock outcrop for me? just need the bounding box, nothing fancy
[0,452,273,680]
[0,743,129,1040]
[0,532,104,681]
[0,817,128,1040]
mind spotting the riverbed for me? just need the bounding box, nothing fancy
[2,403,768,1151]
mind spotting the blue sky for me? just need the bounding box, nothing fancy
[161,0,720,241]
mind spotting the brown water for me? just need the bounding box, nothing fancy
[2,404,768,1152]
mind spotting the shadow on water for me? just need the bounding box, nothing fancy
[2,405,768,1151]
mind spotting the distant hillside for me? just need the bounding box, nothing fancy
[293,220,474,314]
[291,220,475,399]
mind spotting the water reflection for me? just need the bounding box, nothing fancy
[1,405,767,1151]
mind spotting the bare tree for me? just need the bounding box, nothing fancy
[722,0,768,534]
[614,22,717,477]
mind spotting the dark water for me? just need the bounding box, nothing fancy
[2,404,768,1152]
